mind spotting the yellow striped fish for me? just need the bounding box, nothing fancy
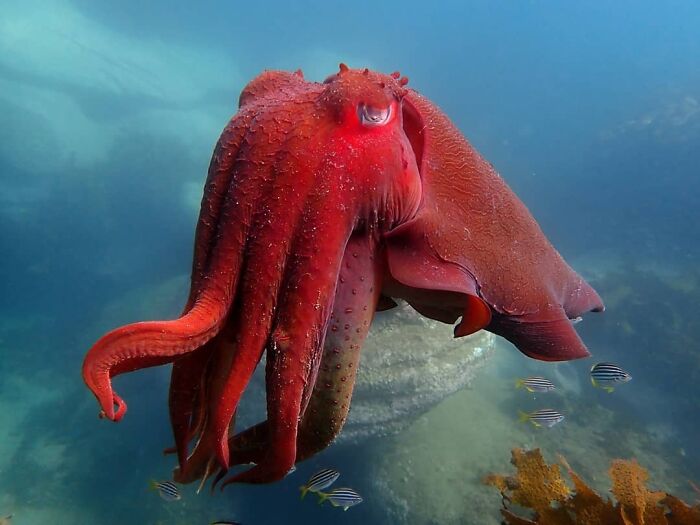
[590,362,631,393]
[299,468,340,499]
[518,408,565,428]
[149,480,181,502]
[515,376,555,393]
[317,487,363,511]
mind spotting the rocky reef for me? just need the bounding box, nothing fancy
[341,302,494,441]
[237,301,494,441]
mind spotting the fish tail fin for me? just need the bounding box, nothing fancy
[515,379,524,389]
[604,386,614,393]
[148,480,159,491]
[317,492,329,505]
[299,486,308,500]
[517,411,530,423]
[591,377,598,388]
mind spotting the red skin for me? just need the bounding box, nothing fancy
[82,65,603,487]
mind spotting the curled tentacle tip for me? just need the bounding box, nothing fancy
[97,403,122,422]
[112,396,127,421]
[390,71,401,79]
[399,76,409,86]
[338,63,349,73]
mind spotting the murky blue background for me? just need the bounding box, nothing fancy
[1,1,698,523]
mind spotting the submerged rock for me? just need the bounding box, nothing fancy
[237,301,494,442]
[341,303,495,442]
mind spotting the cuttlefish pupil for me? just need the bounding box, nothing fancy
[358,103,392,126]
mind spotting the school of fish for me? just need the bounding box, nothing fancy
[515,361,632,428]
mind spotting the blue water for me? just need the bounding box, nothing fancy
[1,1,699,523]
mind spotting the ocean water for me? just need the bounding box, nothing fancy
[1,1,699,524]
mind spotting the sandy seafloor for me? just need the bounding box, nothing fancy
[1,255,698,525]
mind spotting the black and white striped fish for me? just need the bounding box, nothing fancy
[318,487,363,511]
[299,468,340,499]
[590,362,631,392]
[515,376,556,393]
[518,408,565,428]
[149,480,181,502]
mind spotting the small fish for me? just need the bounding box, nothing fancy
[149,480,181,502]
[515,376,555,393]
[518,408,565,428]
[317,487,363,511]
[590,362,632,393]
[299,468,340,499]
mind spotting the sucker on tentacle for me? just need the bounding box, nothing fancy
[214,234,381,489]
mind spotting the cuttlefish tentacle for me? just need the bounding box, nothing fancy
[81,92,285,423]
[173,100,334,484]
[217,233,380,486]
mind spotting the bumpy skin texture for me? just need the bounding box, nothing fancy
[82,65,604,487]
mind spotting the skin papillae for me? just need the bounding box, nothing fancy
[82,64,604,487]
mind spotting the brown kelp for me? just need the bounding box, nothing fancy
[484,448,700,524]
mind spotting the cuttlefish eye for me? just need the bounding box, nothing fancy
[358,103,392,127]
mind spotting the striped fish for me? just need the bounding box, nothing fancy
[518,408,565,428]
[318,487,363,511]
[590,362,631,393]
[515,376,556,393]
[149,480,181,502]
[299,468,340,499]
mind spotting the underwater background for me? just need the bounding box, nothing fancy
[1,1,699,523]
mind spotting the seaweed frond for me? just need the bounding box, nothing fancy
[483,448,700,525]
